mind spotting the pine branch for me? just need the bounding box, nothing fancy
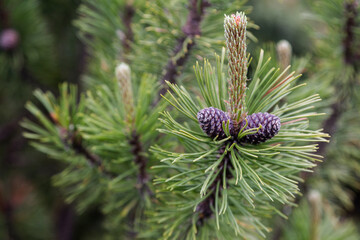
[158,0,210,97]
[129,130,152,196]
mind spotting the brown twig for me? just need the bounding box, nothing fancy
[158,0,210,97]
[122,2,135,54]
[71,134,102,168]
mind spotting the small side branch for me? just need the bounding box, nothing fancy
[58,126,114,178]
[70,132,102,168]
[122,3,135,54]
[48,109,114,178]
[158,0,210,96]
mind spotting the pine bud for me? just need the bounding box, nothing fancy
[116,62,131,85]
[224,12,248,130]
[115,63,134,123]
[0,28,19,51]
[276,40,292,71]
[240,112,280,144]
[197,107,233,139]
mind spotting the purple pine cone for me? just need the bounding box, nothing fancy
[240,112,281,144]
[197,107,233,139]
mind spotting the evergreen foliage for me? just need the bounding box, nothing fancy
[22,1,257,238]
[8,0,360,239]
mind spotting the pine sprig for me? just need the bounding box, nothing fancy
[150,11,329,238]
[79,69,169,236]
[21,84,116,215]
[22,68,168,236]
[152,48,328,238]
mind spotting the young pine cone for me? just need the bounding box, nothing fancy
[197,107,233,140]
[240,112,281,144]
